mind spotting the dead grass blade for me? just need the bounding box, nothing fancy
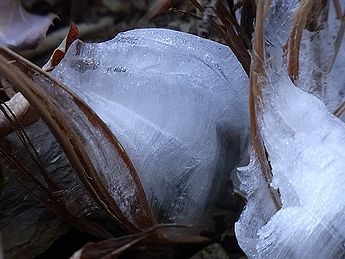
[287,0,317,83]
[190,0,251,75]
[71,224,191,259]
[215,1,251,49]
[0,47,156,232]
[334,101,345,117]
[169,7,202,20]
[249,0,281,210]
[0,143,112,238]
[0,101,59,190]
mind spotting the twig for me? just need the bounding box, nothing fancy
[0,92,35,136]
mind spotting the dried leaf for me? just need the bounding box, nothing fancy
[43,23,80,71]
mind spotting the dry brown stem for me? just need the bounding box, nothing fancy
[249,0,281,210]
[287,0,316,83]
[191,0,251,74]
[288,0,329,82]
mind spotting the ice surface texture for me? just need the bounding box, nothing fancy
[52,28,248,225]
[237,74,345,258]
[235,0,345,258]
[265,0,345,110]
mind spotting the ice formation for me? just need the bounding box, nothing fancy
[265,0,345,110]
[51,28,249,225]
[235,0,345,258]
[236,75,345,258]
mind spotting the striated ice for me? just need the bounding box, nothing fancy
[264,0,299,48]
[264,0,345,111]
[235,1,345,257]
[51,28,249,226]
[236,75,345,258]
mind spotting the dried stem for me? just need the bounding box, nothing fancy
[190,0,251,74]
[287,0,315,83]
[334,99,345,117]
[1,102,59,191]
[169,7,202,20]
[216,1,251,49]
[139,0,173,23]
[250,0,281,210]
[0,144,112,238]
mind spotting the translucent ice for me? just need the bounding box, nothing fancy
[265,0,345,111]
[51,28,249,225]
[236,74,345,258]
[235,1,345,257]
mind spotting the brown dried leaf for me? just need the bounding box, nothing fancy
[43,23,80,71]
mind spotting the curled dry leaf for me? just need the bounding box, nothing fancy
[0,0,56,48]
[43,23,80,71]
